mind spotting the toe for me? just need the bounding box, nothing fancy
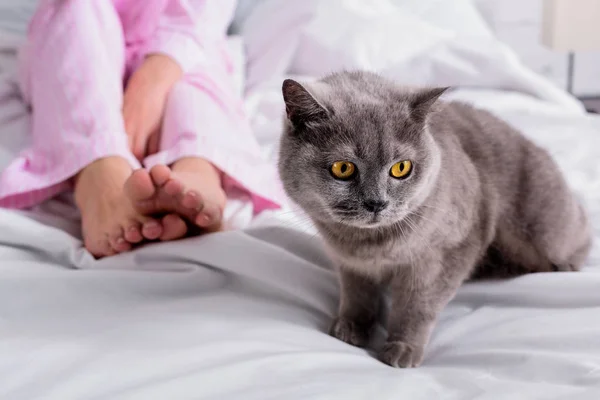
[110,236,132,253]
[195,206,222,228]
[142,219,163,240]
[89,239,114,258]
[181,190,204,211]
[108,227,132,253]
[329,317,371,347]
[160,214,188,241]
[124,223,144,243]
[163,178,185,197]
[125,169,157,214]
[195,213,212,227]
[149,164,172,187]
[378,341,423,368]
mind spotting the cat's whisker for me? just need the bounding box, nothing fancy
[400,220,432,311]
[395,221,417,312]
[415,204,451,215]
[279,217,318,232]
[408,210,444,232]
[404,215,437,257]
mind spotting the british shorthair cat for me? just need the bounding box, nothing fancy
[278,71,591,368]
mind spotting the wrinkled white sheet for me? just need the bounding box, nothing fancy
[2,1,600,399]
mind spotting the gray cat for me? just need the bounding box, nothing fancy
[278,71,592,368]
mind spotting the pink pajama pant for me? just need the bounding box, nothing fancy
[0,0,284,214]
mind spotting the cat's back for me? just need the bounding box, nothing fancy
[430,101,530,171]
[429,100,591,273]
[428,101,555,198]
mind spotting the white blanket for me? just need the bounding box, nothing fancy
[2,1,600,398]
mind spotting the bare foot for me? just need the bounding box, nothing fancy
[74,157,185,257]
[124,157,226,229]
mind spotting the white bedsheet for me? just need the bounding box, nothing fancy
[2,1,600,399]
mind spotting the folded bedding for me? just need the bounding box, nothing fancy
[1,0,600,398]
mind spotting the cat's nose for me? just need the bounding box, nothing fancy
[363,199,389,213]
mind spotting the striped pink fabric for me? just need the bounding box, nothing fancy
[0,0,285,214]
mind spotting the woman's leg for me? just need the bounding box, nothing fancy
[124,69,286,230]
[0,0,168,256]
[124,0,285,231]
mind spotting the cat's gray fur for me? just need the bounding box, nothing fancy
[278,71,592,368]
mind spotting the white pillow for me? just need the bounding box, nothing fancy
[238,0,499,89]
[291,0,452,77]
[389,0,495,39]
[241,0,581,111]
[289,0,497,78]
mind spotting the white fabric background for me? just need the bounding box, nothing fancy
[1,1,600,399]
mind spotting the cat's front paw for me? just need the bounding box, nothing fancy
[329,317,371,347]
[378,340,424,368]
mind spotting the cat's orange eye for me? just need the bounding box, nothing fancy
[331,161,356,180]
[390,160,412,179]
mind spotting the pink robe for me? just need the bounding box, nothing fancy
[0,0,285,214]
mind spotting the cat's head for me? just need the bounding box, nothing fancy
[278,71,446,229]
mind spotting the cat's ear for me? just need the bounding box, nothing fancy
[409,87,449,123]
[282,79,329,127]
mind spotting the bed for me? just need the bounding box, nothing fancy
[1,1,600,399]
